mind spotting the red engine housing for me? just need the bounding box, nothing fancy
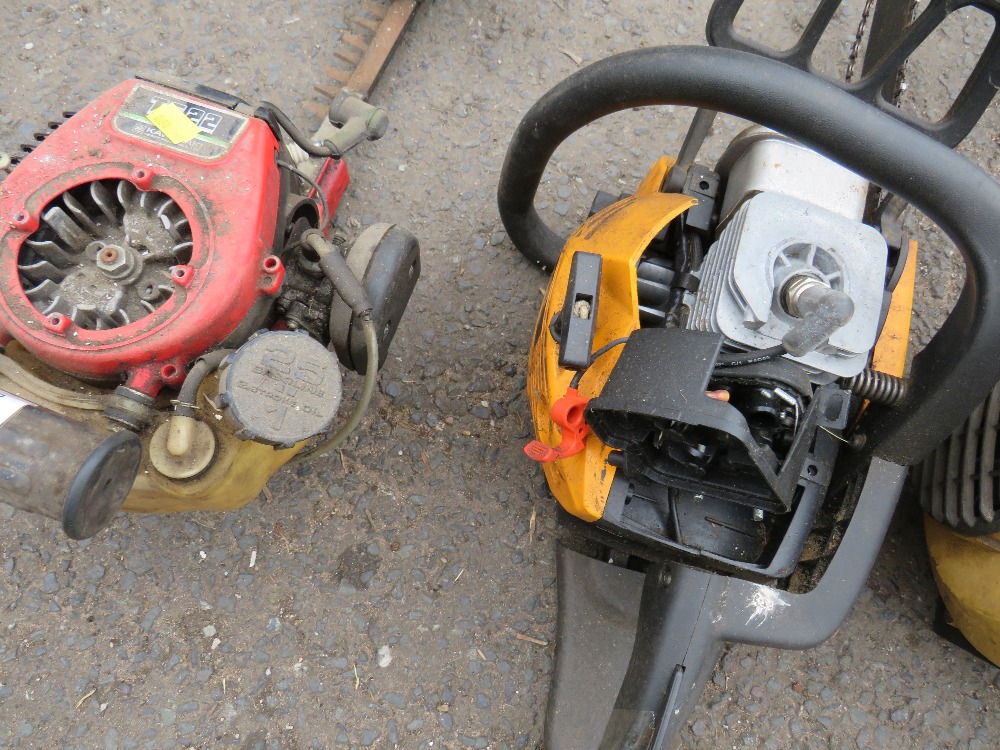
[0,79,285,396]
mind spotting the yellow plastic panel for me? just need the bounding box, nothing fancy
[122,375,303,513]
[872,239,918,378]
[0,350,302,515]
[527,185,695,522]
[925,516,1000,667]
[124,436,302,513]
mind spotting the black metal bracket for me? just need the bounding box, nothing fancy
[587,328,850,513]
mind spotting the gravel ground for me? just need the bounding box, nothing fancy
[1,1,999,749]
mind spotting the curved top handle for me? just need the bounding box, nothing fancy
[496,45,1000,466]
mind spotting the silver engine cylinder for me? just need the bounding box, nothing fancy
[687,188,888,380]
[716,126,870,223]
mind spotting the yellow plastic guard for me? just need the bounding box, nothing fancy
[871,239,918,378]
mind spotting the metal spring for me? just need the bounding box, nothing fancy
[842,368,908,406]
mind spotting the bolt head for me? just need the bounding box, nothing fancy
[95,243,133,278]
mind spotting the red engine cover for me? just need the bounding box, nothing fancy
[0,79,284,396]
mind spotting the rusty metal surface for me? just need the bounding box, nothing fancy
[308,0,420,117]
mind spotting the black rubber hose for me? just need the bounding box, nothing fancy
[302,231,373,316]
[174,349,233,418]
[258,101,342,158]
[664,218,690,327]
[688,231,704,271]
[496,45,1000,467]
[293,231,379,460]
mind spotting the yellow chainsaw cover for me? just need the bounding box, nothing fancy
[527,158,694,521]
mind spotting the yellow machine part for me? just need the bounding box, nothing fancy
[124,371,304,513]
[872,239,917,380]
[873,239,1000,669]
[530,155,1000,667]
[925,518,1000,667]
[0,343,301,514]
[527,157,695,522]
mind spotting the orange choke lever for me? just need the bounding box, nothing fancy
[524,387,591,463]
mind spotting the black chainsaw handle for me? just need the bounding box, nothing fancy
[496,44,1000,468]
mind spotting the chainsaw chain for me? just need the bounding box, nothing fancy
[846,0,918,223]
[845,0,877,83]
[845,0,918,101]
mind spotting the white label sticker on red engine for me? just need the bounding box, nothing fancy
[0,391,30,427]
[114,84,249,160]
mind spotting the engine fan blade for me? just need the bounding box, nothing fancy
[116,180,137,212]
[90,181,119,224]
[158,199,190,242]
[37,291,71,317]
[154,196,175,220]
[17,260,68,284]
[138,190,158,213]
[170,240,194,263]
[68,306,98,329]
[83,303,122,330]
[42,206,92,252]
[62,192,100,236]
[22,239,78,268]
[22,278,61,302]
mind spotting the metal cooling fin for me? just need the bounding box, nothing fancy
[62,192,100,235]
[90,181,118,223]
[17,260,67,285]
[43,206,92,252]
[23,239,78,267]
[16,179,193,331]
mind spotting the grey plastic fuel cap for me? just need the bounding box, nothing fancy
[217,331,343,447]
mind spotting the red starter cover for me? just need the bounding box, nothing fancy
[0,79,285,395]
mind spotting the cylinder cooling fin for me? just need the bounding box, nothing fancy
[17,179,192,331]
[917,380,1000,535]
[685,191,888,380]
